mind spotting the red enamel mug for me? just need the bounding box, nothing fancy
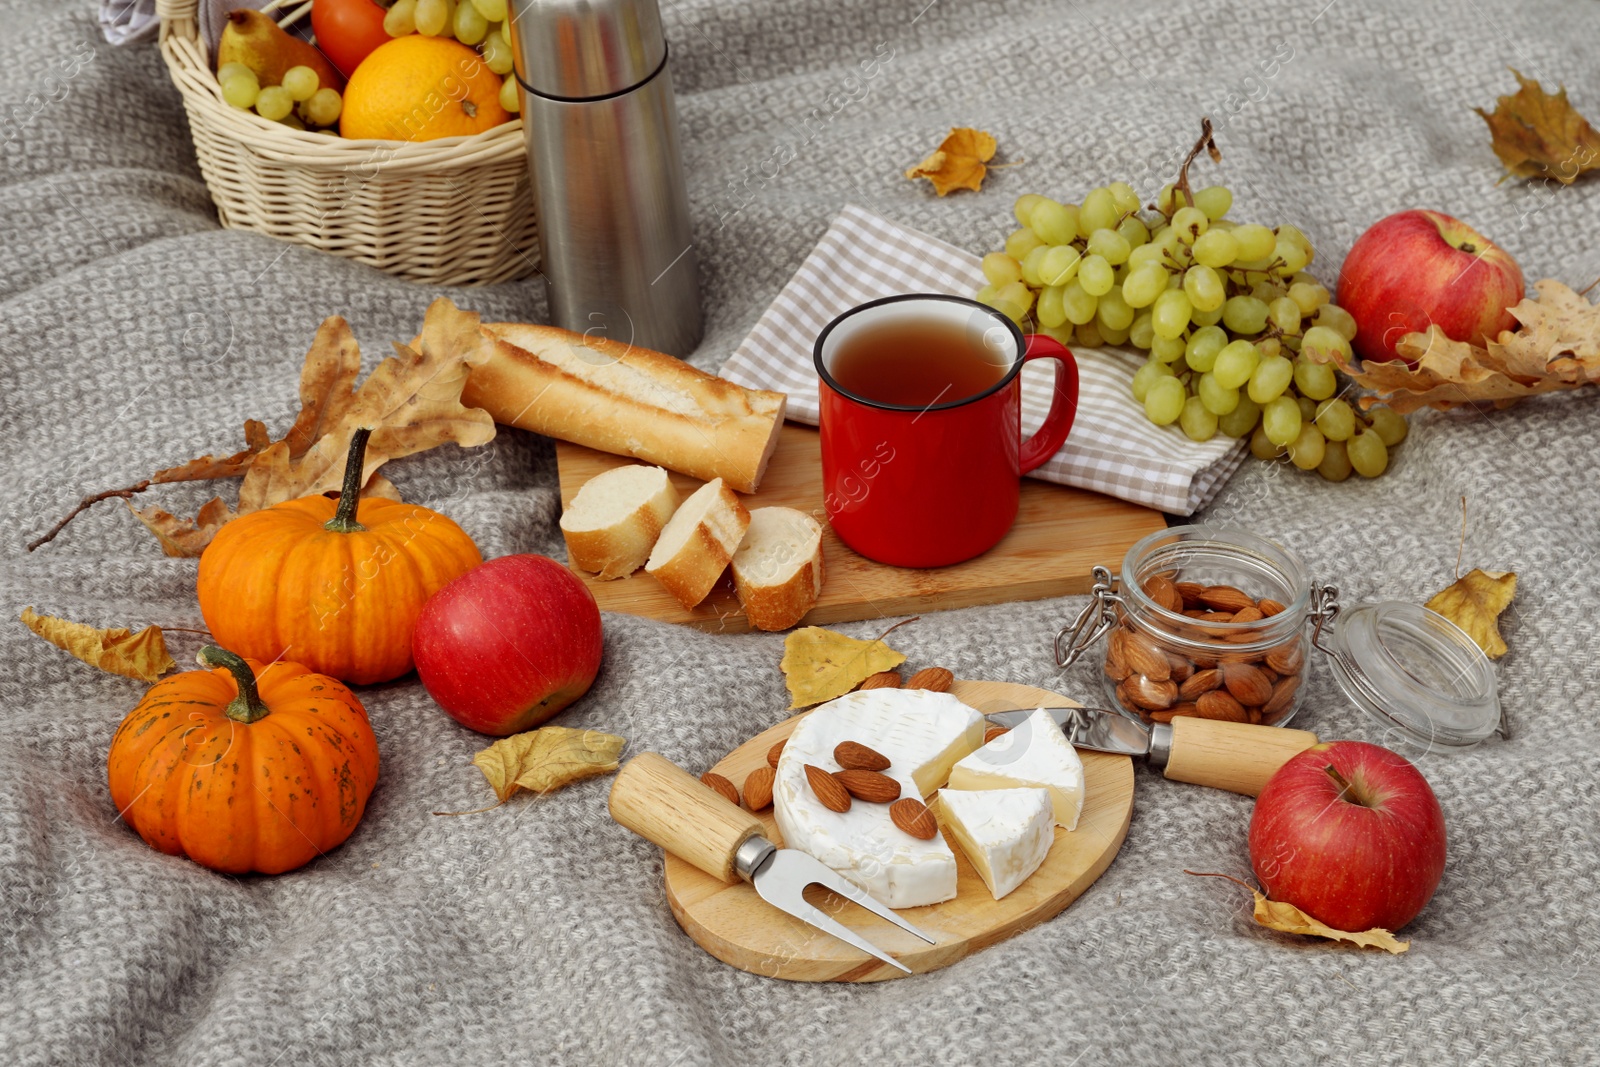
[814,294,1079,568]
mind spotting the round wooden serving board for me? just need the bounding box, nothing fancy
[663,680,1136,982]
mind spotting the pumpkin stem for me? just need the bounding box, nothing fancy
[325,428,372,534]
[197,646,271,724]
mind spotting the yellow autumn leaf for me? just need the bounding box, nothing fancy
[904,127,998,196]
[1251,892,1410,954]
[20,607,175,683]
[781,625,908,709]
[1187,871,1409,954]
[471,726,626,804]
[1426,569,1518,659]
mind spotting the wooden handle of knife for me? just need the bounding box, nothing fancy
[1163,718,1320,796]
[608,752,765,883]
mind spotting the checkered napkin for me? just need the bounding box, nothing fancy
[719,205,1247,515]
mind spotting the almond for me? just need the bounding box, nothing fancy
[1263,674,1300,718]
[983,724,1010,744]
[1148,709,1177,723]
[1167,654,1194,681]
[1197,610,1236,623]
[1258,598,1287,617]
[859,670,902,691]
[1176,581,1209,609]
[743,765,775,810]
[1169,701,1200,718]
[1122,630,1171,682]
[905,667,954,692]
[1265,640,1304,675]
[834,740,891,772]
[1178,667,1222,701]
[1222,662,1273,706]
[890,797,938,840]
[1104,628,1131,681]
[1114,679,1136,713]
[1143,573,1184,613]
[1197,585,1255,613]
[804,764,851,812]
[1248,707,1262,725]
[1222,628,1267,644]
[767,738,787,767]
[1230,605,1265,624]
[1127,675,1178,710]
[836,768,901,803]
[1196,690,1248,722]
[700,771,740,807]
[1182,608,1209,619]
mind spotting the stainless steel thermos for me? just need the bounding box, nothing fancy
[505,0,704,357]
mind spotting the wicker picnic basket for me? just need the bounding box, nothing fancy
[155,0,538,286]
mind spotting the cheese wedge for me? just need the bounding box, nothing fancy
[939,787,1054,901]
[946,707,1085,830]
[773,689,984,908]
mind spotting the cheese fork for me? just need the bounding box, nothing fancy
[609,752,935,974]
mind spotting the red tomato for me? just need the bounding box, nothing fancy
[311,0,392,79]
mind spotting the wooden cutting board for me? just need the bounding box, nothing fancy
[554,424,1166,633]
[663,679,1135,981]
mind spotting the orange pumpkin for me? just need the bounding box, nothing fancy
[197,428,482,684]
[108,646,380,875]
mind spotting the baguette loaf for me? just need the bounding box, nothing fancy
[731,507,825,631]
[645,478,750,610]
[465,323,786,494]
[560,465,679,579]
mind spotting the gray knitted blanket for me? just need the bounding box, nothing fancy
[4,2,1598,1064]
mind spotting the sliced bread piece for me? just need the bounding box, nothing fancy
[645,478,750,609]
[731,507,825,631]
[560,465,680,579]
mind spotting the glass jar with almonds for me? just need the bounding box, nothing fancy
[1054,525,1506,747]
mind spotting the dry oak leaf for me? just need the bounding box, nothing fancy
[133,298,497,557]
[1313,281,1600,413]
[20,607,175,683]
[781,625,908,709]
[1476,69,1600,185]
[1426,569,1517,659]
[472,726,626,804]
[904,127,998,196]
[1187,871,1408,954]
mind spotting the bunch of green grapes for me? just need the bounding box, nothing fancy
[974,182,1408,480]
[220,63,343,130]
[382,0,522,114]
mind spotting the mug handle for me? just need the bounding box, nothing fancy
[1017,334,1080,474]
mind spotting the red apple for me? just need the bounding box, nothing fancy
[412,554,603,736]
[1337,209,1524,365]
[1249,740,1446,932]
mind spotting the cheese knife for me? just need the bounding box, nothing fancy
[983,706,1321,796]
[609,752,936,973]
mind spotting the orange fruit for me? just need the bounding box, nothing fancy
[340,35,509,141]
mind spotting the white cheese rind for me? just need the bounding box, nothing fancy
[946,707,1085,830]
[939,787,1054,900]
[773,689,985,909]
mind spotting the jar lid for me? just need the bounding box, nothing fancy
[1319,601,1502,749]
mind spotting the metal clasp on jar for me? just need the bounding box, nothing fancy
[1055,565,1123,669]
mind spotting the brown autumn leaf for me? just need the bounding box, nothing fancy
[781,625,908,709]
[131,298,497,557]
[904,127,998,196]
[1187,871,1409,954]
[1426,569,1517,659]
[20,607,175,683]
[1476,69,1600,185]
[471,726,626,804]
[1308,280,1600,412]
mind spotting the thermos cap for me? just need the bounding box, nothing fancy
[505,0,668,99]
